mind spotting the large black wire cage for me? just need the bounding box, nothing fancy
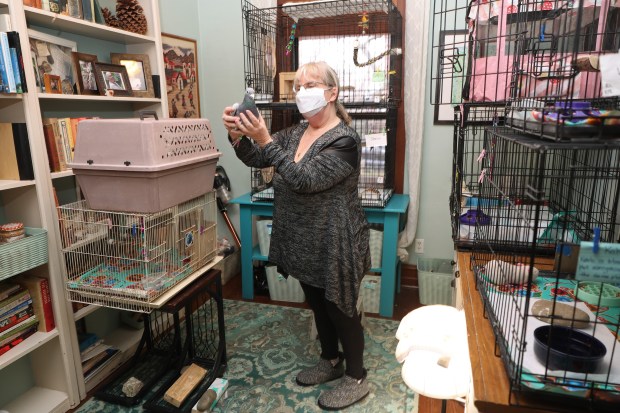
[241,0,402,207]
[431,0,620,141]
[469,129,620,412]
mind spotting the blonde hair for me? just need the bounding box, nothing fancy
[295,61,352,125]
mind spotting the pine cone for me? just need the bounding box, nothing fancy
[116,0,148,35]
[102,7,120,28]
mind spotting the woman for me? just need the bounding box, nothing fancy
[222,61,371,410]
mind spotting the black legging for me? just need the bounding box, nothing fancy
[300,282,365,379]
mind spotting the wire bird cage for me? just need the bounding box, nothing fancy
[450,103,506,248]
[58,192,218,313]
[241,0,402,207]
[470,129,620,411]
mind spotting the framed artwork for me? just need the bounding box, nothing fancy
[434,30,468,125]
[161,33,200,118]
[71,52,99,95]
[110,53,154,98]
[93,62,133,97]
[44,73,62,94]
[29,29,76,94]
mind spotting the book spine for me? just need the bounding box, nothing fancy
[11,123,35,180]
[38,278,55,332]
[0,316,38,342]
[7,32,27,93]
[0,33,16,93]
[0,284,22,302]
[0,290,30,316]
[9,48,22,93]
[43,122,61,172]
[81,0,93,22]
[0,38,9,93]
[0,298,33,321]
[0,324,37,348]
[0,306,35,334]
[0,326,37,356]
[51,120,67,171]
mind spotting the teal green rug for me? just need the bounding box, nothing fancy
[76,299,417,412]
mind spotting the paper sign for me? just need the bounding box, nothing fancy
[599,53,620,97]
[575,241,620,283]
[365,133,387,148]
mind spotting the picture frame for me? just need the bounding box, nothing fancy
[71,52,99,95]
[93,62,133,97]
[28,29,77,94]
[110,53,154,98]
[434,30,468,125]
[44,73,62,94]
[161,33,200,118]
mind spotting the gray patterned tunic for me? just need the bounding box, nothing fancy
[232,121,370,317]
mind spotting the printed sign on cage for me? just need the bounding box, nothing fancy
[600,53,620,98]
[575,241,620,283]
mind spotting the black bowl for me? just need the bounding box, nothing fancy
[533,325,607,373]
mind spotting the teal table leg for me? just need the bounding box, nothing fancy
[239,204,254,300]
[380,212,400,317]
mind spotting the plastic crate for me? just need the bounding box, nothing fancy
[0,228,48,281]
[417,258,454,306]
[58,192,218,312]
[69,117,221,213]
[265,266,305,303]
[361,274,381,313]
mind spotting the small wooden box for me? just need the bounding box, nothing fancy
[164,363,208,408]
[279,72,296,100]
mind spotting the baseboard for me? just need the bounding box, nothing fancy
[401,264,417,288]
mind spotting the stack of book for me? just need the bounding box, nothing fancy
[23,0,106,25]
[42,117,93,172]
[0,31,27,94]
[0,282,39,356]
[78,332,120,382]
[0,123,34,181]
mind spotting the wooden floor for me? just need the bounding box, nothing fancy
[222,273,464,413]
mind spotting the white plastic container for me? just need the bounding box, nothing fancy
[417,258,454,306]
[69,116,221,213]
[265,266,305,303]
[256,219,272,256]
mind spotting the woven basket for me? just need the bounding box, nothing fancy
[0,228,48,281]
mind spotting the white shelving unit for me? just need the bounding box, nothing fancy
[0,1,167,411]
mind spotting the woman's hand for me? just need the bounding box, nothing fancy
[222,106,245,141]
[236,111,273,148]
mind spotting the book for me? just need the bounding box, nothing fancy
[0,315,38,342]
[83,347,120,382]
[78,332,99,353]
[0,32,17,93]
[22,1,42,7]
[7,32,27,93]
[51,119,67,171]
[0,306,35,334]
[0,325,37,356]
[41,0,51,12]
[9,48,22,93]
[93,0,104,24]
[0,324,37,348]
[0,36,10,93]
[57,118,73,162]
[0,283,22,302]
[81,0,94,22]
[0,298,33,321]
[11,123,35,180]
[67,0,83,19]
[16,276,55,333]
[42,121,61,172]
[0,288,30,317]
[0,122,20,180]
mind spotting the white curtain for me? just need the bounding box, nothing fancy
[397,0,431,261]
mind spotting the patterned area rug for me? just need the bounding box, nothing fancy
[76,299,417,413]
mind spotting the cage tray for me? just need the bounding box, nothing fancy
[506,117,620,141]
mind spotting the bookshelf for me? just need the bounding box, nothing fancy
[0,1,167,411]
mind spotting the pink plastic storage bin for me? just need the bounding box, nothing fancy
[69,116,221,213]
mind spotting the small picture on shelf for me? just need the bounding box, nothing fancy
[72,52,99,95]
[28,29,76,94]
[93,62,133,97]
[110,53,154,98]
[44,73,62,94]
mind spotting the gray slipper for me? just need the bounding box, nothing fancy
[296,353,344,386]
[317,369,369,411]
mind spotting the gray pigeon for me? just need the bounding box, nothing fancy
[233,87,260,118]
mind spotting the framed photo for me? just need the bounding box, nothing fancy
[44,73,62,94]
[110,53,154,98]
[29,29,77,94]
[434,30,468,125]
[93,62,133,97]
[71,52,99,95]
[161,33,200,118]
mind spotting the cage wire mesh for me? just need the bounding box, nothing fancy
[58,192,218,313]
[505,0,620,141]
[451,103,506,248]
[470,128,620,410]
[242,0,402,207]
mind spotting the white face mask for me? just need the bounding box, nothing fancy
[295,87,328,118]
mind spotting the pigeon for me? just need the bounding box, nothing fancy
[233,87,260,118]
